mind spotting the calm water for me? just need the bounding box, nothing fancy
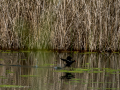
[0,51,120,90]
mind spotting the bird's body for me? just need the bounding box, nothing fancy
[61,56,76,67]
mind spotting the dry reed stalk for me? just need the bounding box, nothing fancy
[0,0,120,51]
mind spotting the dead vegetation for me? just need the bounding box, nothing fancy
[0,0,120,51]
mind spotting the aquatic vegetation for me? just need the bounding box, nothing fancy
[0,85,24,88]
[0,76,7,79]
[103,68,118,74]
[70,80,80,83]
[11,51,18,53]
[55,67,120,75]
[6,70,14,74]
[2,52,11,53]
[0,59,3,61]
[20,50,31,52]
[55,68,93,73]
[89,71,103,73]
[113,52,119,53]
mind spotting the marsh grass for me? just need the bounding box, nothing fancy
[0,0,120,51]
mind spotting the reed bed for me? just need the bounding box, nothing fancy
[0,0,120,51]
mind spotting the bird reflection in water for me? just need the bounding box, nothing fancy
[61,73,75,80]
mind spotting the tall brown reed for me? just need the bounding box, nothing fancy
[0,0,120,51]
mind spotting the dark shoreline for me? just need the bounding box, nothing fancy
[0,48,120,53]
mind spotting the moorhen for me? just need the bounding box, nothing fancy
[61,56,76,67]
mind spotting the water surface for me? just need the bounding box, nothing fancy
[0,51,120,90]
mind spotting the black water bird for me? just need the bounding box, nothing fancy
[61,56,76,67]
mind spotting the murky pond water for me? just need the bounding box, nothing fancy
[0,51,120,90]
